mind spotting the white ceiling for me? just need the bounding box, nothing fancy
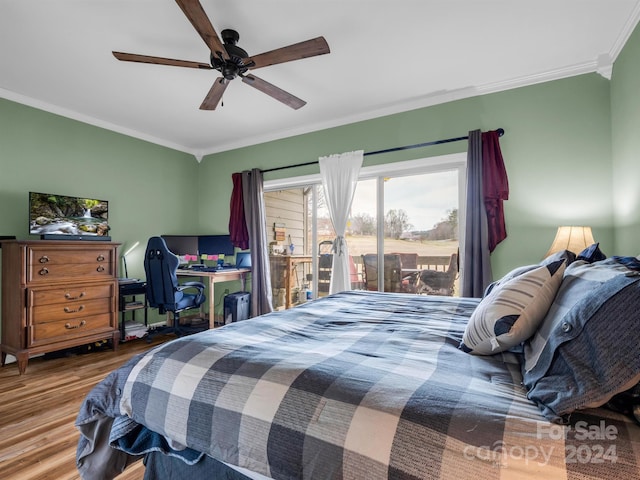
[1,1,639,160]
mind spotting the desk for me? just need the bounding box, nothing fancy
[270,255,312,309]
[176,268,250,329]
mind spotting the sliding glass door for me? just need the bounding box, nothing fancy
[383,170,459,294]
[264,153,466,307]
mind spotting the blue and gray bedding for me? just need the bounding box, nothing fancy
[76,288,640,479]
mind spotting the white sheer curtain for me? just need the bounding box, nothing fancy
[319,150,363,294]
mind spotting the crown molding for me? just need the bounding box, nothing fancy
[0,87,199,159]
[198,60,602,157]
[4,2,640,161]
[609,1,640,62]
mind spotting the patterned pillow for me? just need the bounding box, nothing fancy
[460,260,565,355]
[523,273,640,423]
[483,250,576,299]
[482,264,538,298]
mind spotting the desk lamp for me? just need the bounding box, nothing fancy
[121,241,140,278]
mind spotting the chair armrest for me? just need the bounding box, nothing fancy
[177,281,206,306]
[177,281,206,293]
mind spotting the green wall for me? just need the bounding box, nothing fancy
[0,98,201,325]
[200,72,615,278]
[0,98,200,279]
[611,22,640,254]
[2,20,639,332]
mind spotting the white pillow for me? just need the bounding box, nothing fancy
[460,260,566,355]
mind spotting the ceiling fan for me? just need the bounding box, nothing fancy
[112,0,329,111]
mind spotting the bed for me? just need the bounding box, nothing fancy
[76,253,640,480]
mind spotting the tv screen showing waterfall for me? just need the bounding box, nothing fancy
[29,192,110,238]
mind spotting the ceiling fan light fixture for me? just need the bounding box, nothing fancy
[222,63,239,80]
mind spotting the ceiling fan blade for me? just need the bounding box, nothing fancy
[200,77,229,110]
[175,0,229,60]
[113,52,213,69]
[242,74,306,110]
[246,36,329,70]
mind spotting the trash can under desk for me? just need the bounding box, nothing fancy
[223,292,251,324]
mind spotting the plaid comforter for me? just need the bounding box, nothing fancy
[77,291,640,479]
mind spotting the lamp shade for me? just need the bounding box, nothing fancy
[544,226,595,257]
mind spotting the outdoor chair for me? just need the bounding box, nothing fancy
[415,253,458,296]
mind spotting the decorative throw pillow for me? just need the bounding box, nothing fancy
[482,264,538,298]
[523,274,640,423]
[482,250,576,299]
[576,242,606,263]
[460,260,566,355]
[523,258,631,372]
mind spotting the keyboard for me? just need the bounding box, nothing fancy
[193,266,238,272]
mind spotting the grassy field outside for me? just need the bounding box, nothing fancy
[318,235,459,257]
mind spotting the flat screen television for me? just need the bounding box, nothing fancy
[29,191,110,239]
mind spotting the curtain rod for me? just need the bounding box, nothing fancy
[262,128,505,174]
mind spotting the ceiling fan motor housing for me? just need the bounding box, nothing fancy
[211,29,249,79]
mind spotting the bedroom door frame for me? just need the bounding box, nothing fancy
[264,152,468,296]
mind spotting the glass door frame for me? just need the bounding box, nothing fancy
[264,152,468,295]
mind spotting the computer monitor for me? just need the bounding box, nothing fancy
[161,235,199,256]
[198,235,236,256]
[235,251,252,269]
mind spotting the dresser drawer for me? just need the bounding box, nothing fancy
[28,283,114,307]
[27,246,114,266]
[30,297,113,324]
[27,262,114,283]
[27,313,114,347]
[26,246,115,283]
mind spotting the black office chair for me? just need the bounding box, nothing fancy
[144,236,207,339]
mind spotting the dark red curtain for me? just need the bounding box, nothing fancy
[481,130,509,252]
[229,172,249,250]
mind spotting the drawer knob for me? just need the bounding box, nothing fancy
[97,265,105,272]
[64,291,86,300]
[65,320,87,329]
[97,255,105,262]
[39,256,49,264]
[39,267,49,276]
[64,305,85,314]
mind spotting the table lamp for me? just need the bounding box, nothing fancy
[544,226,595,257]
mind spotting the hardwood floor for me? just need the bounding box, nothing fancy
[0,335,173,480]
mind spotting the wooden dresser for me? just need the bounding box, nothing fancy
[1,240,120,374]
